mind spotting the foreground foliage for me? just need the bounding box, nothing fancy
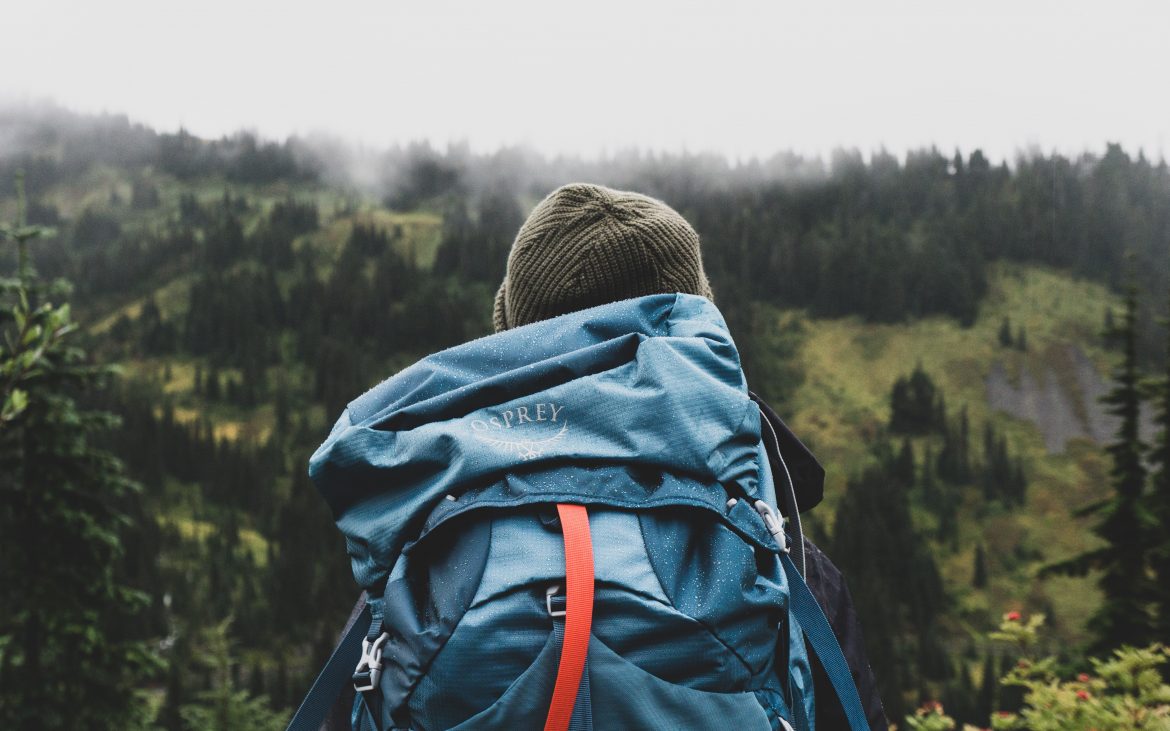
[178,621,286,731]
[0,174,158,729]
[903,613,1170,731]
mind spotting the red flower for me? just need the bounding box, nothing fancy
[1076,689,1090,700]
[1077,673,1090,682]
[1006,610,1021,621]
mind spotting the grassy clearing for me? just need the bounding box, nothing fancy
[779,262,1121,644]
[89,274,193,334]
[787,262,1119,499]
[167,403,272,443]
[112,357,277,443]
[39,164,133,218]
[158,514,268,566]
[301,207,443,273]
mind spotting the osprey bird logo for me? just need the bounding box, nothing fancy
[473,421,569,461]
[468,402,568,461]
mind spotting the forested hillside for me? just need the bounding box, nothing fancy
[2,105,1169,727]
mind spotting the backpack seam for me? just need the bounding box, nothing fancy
[399,515,495,725]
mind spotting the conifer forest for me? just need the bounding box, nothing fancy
[2,106,1170,729]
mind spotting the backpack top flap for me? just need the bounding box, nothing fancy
[309,293,781,592]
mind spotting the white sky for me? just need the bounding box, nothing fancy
[2,0,1168,162]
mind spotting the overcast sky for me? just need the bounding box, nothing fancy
[2,0,1167,162]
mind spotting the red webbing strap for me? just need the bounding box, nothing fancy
[544,504,594,731]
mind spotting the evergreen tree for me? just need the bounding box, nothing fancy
[269,470,352,641]
[206,367,221,401]
[974,654,998,726]
[131,179,161,210]
[889,363,943,434]
[431,197,474,278]
[937,409,972,484]
[1147,291,1170,640]
[973,544,988,588]
[1009,457,1028,506]
[157,631,194,731]
[1045,283,1156,651]
[981,421,1000,501]
[939,658,977,727]
[832,461,949,718]
[178,621,286,731]
[998,316,1014,347]
[893,437,916,486]
[920,444,937,505]
[247,663,265,700]
[982,422,1014,502]
[0,173,158,729]
[936,485,960,551]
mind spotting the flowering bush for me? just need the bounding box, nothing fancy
[903,613,1170,731]
[903,700,961,730]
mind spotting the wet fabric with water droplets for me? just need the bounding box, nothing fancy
[310,293,817,729]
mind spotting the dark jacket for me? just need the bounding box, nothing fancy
[804,537,887,730]
[753,394,887,730]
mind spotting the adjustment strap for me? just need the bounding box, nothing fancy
[781,553,869,730]
[544,504,594,731]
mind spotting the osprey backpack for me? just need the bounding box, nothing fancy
[288,294,868,731]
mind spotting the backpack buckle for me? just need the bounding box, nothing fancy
[546,584,567,617]
[353,632,389,693]
[754,500,790,554]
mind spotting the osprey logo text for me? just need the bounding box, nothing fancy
[469,402,568,461]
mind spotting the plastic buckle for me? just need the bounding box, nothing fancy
[754,500,790,554]
[545,584,566,617]
[353,632,389,693]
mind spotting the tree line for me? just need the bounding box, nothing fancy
[4,107,1168,361]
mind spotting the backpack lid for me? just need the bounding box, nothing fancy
[310,293,782,590]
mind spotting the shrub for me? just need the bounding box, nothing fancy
[903,612,1170,731]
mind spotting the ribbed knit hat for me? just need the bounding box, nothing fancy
[493,183,713,331]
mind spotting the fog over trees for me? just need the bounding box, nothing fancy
[2,104,1169,726]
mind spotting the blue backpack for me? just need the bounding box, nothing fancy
[289,294,868,731]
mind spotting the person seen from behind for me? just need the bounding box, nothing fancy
[309,182,888,731]
[490,183,888,729]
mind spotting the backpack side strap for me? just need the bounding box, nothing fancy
[781,553,869,731]
[287,593,371,731]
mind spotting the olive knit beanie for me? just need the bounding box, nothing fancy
[492,183,714,331]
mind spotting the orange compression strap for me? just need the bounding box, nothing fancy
[544,504,595,731]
